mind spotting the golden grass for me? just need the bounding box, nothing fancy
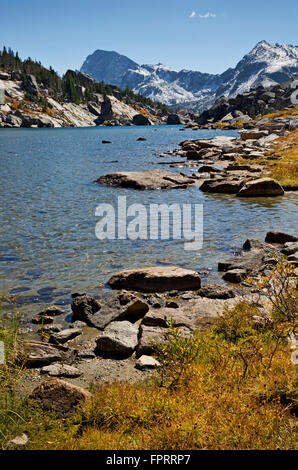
[67,351,296,451]
[266,129,298,189]
[238,128,298,189]
[1,295,297,450]
[213,122,228,129]
[256,108,298,121]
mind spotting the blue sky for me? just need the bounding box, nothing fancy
[1,0,298,76]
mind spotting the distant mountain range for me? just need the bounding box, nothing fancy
[80,41,298,111]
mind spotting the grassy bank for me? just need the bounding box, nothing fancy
[237,108,298,190]
[0,263,297,450]
[266,129,298,189]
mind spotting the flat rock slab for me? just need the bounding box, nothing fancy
[108,266,201,292]
[96,321,139,358]
[49,327,82,345]
[180,136,235,150]
[237,178,284,197]
[20,341,71,367]
[95,169,197,190]
[41,363,82,378]
[71,292,148,329]
[136,295,250,357]
[141,308,196,329]
[29,378,92,418]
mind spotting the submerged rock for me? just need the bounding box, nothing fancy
[39,305,64,317]
[31,315,54,325]
[219,238,280,282]
[108,266,201,292]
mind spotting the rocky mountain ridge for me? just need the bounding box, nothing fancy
[81,41,298,111]
[0,69,195,128]
[1,48,195,128]
[196,75,298,127]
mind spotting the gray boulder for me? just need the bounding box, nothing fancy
[95,321,139,357]
[136,325,167,357]
[141,308,195,329]
[71,292,148,329]
[223,269,248,283]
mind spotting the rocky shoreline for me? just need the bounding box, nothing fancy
[98,123,296,194]
[12,227,297,417]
